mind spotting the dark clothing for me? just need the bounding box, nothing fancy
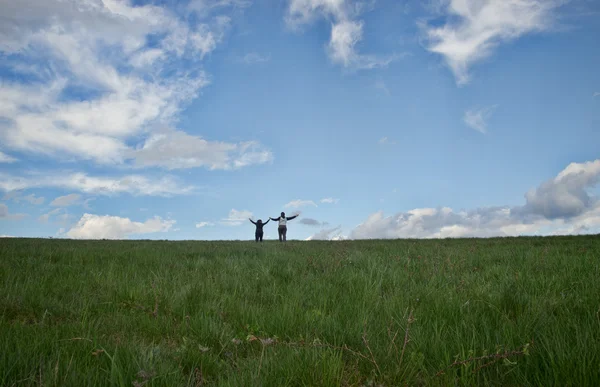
[271,215,298,222]
[278,226,287,242]
[250,219,269,242]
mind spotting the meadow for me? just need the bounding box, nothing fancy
[1,236,599,386]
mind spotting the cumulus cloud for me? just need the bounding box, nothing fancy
[240,52,271,64]
[320,197,339,204]
[51,193,81,207]
[0,172,193,197]
[0,151,16,163]
[423,0,564,84]
[286,0,395,70]
[285,199,318,208]
[350,159,600,239]
[523,159,600,219]
[66,213,175,239]
[196,221,215,228]
[306,226,346,240]
[0,0,271,170]
[220,209,253,226]
[464,105,497,133]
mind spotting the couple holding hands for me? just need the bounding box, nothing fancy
[249,212,299,242]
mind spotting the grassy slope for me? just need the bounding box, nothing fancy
[1,236,599,386]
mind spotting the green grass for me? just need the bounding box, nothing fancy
[1,236,599,386]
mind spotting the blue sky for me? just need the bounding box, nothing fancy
[1,0,600,240]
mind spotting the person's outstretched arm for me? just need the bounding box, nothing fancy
[249,218,256,225]
[270,216,280,221]
[263,219,270,225]
[286,215,298,221]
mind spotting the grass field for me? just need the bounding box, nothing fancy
[1,236,599,386]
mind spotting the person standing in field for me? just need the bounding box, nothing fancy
[249,218,270,242]
[270,212,298,242]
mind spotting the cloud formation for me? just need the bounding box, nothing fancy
[66,213,175,239]
[51,193,81,207]
[196,221,215,228]
[464,105,497,133]
[423,0,564,84]
[0,172,193,197]
[0,0,271,170]
[306,226,345,240]
[286,0,394,70]
[320,197,339,204]
[350,159,600,239]
[220,209,253,226]
[299,217,327,227]
[0,151,16,163]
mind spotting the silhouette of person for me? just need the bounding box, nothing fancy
[270,212,298,242]
[249,218,269,242]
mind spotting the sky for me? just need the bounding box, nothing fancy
[1,0,600,241]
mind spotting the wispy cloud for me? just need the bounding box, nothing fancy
[50,193,81,207]
[299,218,328,227]
[0,172,193,197]
[196,221,215,228]
[0,0,270,170]
[0,151,17,163]
[220,209,253,226]
[240,52,271,64]
[594,92,600,98]
[422,0,564,84]
[464,105,498,134]
[285,199,317,208]
[286,0,397,70]
[3,192,45,205]
[320,197,339,204]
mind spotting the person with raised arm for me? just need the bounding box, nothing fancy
[270,212,298,242]
[249,218,270,242]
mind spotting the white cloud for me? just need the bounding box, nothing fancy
[0,203,26,220]
[350,159,600,239]
[285,199,318,208]
[66,213,175,239]
[220,209,253,226]
[0,0,270,170]
[286,0,395,70]
[51,193,81,207]
[188,0,251,15]
[241,52,271,64]
[464,105,497,133]
[320,197,339,204]
[0,151,17,163]
[196,221,215,228]
[130,129,273,170]
[593,92,600,98]
[306,225,346,240]
[423,0,564,85]
[0,172,193,197]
